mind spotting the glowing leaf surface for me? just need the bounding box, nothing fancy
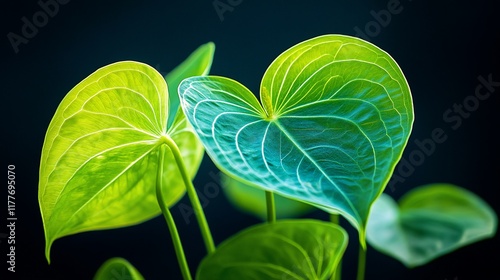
[180,35,413,242]
[39,43,214,262]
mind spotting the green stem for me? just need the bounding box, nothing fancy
[156,145,192,280]
[265,191,276,223]
[356,243,367,280]
[162,136,216,254]
[330,214,341,280]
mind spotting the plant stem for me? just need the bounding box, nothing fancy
[330,214,341,280]
[156,144,192,280]
[356,243,367,280]
[265,191,276,223]
[162,136,216,254]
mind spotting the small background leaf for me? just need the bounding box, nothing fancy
[94,257,144,280]
[366,184,498,267]
[196,220,348,280]
[221,173,316,220]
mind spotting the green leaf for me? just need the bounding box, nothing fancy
[196,220,348,280]
[221,173,315,220]
[163,42,215,208]
[179,34,413,244]
[94,257,144,280]
[165,42,215,128]
[39,42,215,263]
[39,62,169,263]
[366,184,498,267]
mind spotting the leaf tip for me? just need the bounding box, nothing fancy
[203,41,216,52]
[44,235,55,264]
[198,42,216,75]
[45,245,52,265]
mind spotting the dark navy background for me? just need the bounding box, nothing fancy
[2,0,499,279]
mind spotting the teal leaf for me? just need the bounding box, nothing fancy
[196,220,348,280]
[94,257,144,280]
[39,43,214,263]
[221,173,316,220]
[366,184,498,267]
[179,34,413,244]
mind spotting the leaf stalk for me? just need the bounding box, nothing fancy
[156,144,192,280]
[330,214,342,280]
[161,135,216,254]
[356,242,367,280]
[266,191,276,223]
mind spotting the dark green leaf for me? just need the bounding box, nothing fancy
[94,257,144,280]
[197,220,348,280]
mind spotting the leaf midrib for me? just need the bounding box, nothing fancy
[272,119,364,224]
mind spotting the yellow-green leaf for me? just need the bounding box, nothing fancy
[39,43,215,263]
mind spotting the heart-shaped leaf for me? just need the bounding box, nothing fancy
[196,220,348,280]
[179,34,413,243]
[366,184,498,267]
[94,257,144,280]
[221,173,316,220]
[39,43,214,263]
